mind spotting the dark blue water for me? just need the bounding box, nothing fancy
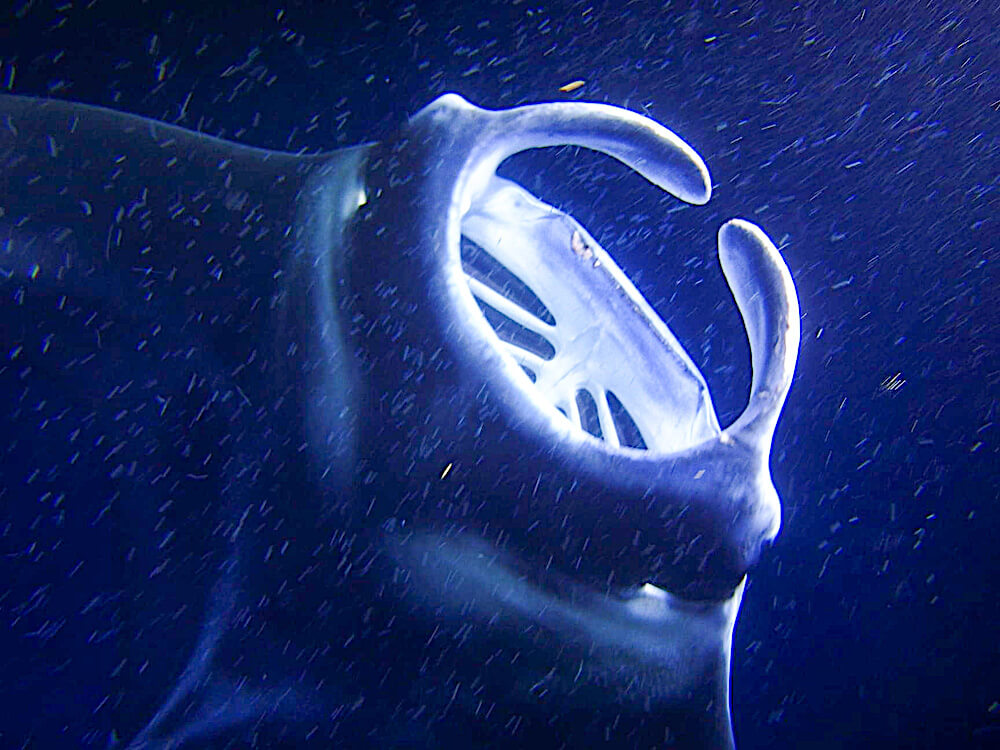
[1,1,996,747]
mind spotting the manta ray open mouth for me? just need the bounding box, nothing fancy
[460,172,719,453]
[345,94,799,600]
[460,179,677,454]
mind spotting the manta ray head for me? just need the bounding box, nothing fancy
[298,93,800,747]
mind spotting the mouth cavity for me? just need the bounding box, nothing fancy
[459,226,650,450]
[458,173,718,455]
[364,94,798,612]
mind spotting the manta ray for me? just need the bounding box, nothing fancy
[0,92,799,748]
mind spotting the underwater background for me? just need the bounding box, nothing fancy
[1,0,996,747]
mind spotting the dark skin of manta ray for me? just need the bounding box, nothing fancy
[0,94,756,748]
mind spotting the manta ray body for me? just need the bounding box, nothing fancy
[0,93,799,748]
